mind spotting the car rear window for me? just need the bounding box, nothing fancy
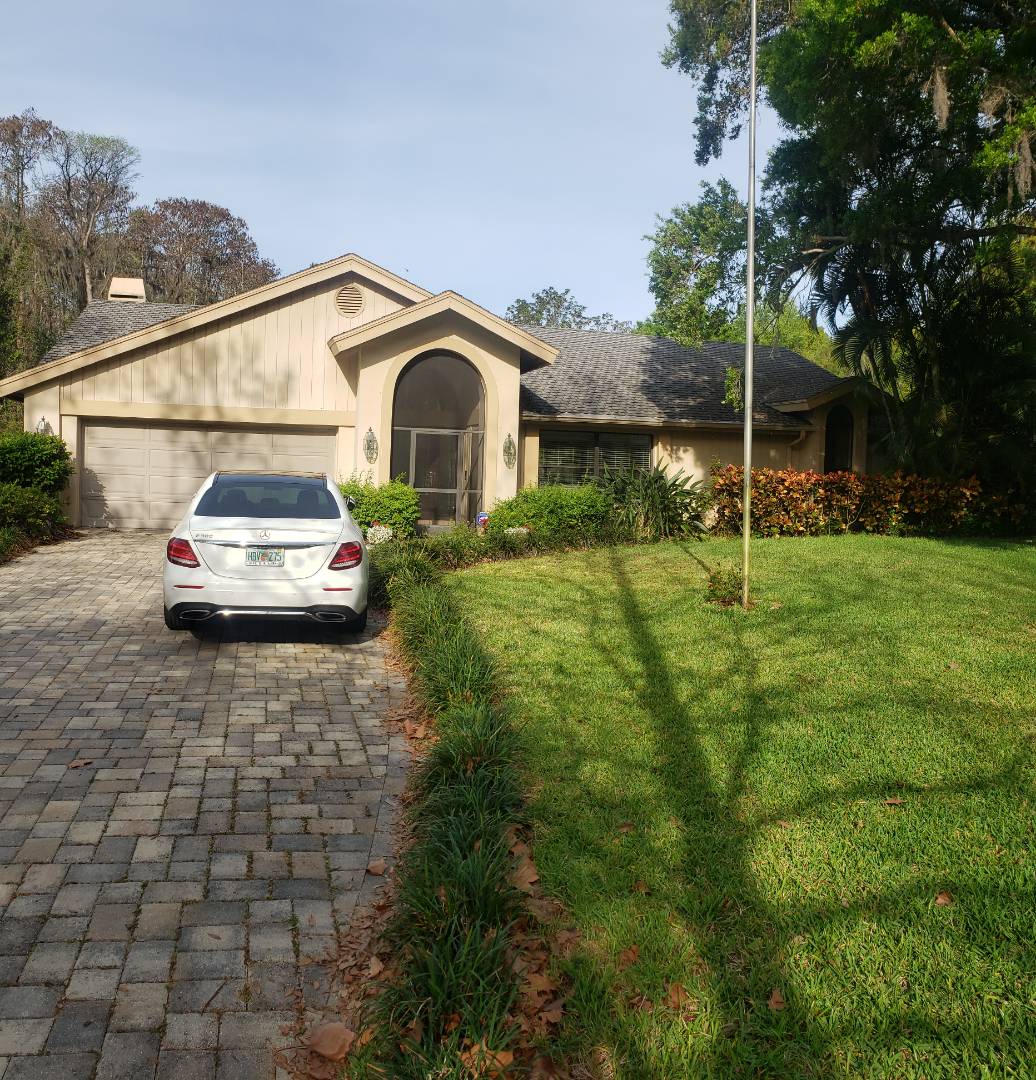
[194,481,341,519]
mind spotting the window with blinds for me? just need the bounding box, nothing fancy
[538,431,652,485]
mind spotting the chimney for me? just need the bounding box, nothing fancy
[107,276,147,303]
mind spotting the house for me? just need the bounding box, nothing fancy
[0,254,867,529]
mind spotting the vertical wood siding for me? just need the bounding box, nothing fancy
[59,276,404,410]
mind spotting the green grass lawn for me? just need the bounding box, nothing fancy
[452,536,1036,1079]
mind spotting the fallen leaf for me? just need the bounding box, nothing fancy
[444,1012,461,1033]
[884,797,905,807]
[308,1022,356,1061]
[513,858,539,894]
[525,971,556,995]
[767,988,787,1012]
[935,890,954,906]
[67,759,93,769]
[775,819,791,829]
[617,821,635,835]
[366,858,387,876]
[617,945,640,970]
[368,955,384,977]
[538,998,565,1024]
[553,927,582,956]
[459,1041,514,1076]
[632,880,650,895]
[665,981,690,1009]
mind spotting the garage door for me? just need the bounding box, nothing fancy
[80,422,338,529]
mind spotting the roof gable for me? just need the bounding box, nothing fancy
[0,253,432,398]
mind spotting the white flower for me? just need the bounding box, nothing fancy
[503,526,530,537]
[365,523,394,546]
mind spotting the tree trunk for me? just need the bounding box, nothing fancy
[83,258,92,304]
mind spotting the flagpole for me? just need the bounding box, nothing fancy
[741,0,758,610]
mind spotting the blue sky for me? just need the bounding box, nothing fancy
[4,0,778,322]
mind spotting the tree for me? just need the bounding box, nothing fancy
[125,198,278,305]
[663,0,1036,483]
[37,130,139,306]
[505,287,632,331]
[637,180,838,370]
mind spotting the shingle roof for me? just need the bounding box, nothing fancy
[39,300,198,364]
[519,327,846,428]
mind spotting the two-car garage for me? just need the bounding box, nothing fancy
[79,422,338,529]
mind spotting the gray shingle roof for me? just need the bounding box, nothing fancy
[519,327,846,428]
[39,300,198,364]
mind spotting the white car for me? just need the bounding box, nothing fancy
[163,471,368,633]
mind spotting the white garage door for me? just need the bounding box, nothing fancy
[80,422,338,529]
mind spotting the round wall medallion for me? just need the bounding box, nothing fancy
[503,432,517,470]
[363,427,379,464]
[335,283,364,317]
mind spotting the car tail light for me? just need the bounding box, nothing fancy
[167,537,200,568]
[329,541,363,570]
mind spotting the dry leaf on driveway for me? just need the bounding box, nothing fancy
[307,1021,356,1061]
[366,858,387,876]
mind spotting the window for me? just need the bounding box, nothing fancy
[195,477,340,519]
[824,405,854,473]
[538,431,651,485]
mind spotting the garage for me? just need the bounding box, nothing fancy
[80,422,338,529]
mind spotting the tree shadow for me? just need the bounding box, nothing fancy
[485,544,1036,1075]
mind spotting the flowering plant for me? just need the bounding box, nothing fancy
[365,522,394,546]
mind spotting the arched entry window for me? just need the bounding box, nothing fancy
[390,353,485,524]
[824,404,854,473]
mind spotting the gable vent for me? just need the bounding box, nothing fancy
[335,283,364,317]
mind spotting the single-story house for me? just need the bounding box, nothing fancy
[0,253,868,529]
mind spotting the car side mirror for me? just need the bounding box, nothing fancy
[345,496,356,510]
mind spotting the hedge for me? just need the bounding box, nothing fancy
[338,476,421,539]
[711,465,1030,537]
[485,483,612,545]
[0,433,74,495]
[0,483,66,561]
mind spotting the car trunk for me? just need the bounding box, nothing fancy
[190,516,340,581]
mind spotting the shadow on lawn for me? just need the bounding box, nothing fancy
[545,551,1034,1077]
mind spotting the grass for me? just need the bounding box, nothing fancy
[451,535,1036,1078]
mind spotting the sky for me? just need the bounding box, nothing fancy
[3,0,780,323]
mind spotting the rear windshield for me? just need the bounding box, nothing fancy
[194,481,341,519]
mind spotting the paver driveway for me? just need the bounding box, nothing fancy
[0,530,407,1080]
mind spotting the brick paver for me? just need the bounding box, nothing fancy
[0,531,407,1078]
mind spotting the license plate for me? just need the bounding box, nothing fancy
[245,547,284,567]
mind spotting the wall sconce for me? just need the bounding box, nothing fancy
[363,427,379,464]
[503,433,517,470]
[35,417,51,435]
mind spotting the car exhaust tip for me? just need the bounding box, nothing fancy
[180,609,215,622]
[311,610,349,623]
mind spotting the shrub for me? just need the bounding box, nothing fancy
[0,483,64,541]
[710,465,1017,537]
[606,465,710,540]
[487,483,611,545]
[705,559,744,605]
[0,433,73,495]
[338,474,420,538]
[367,543,439,608]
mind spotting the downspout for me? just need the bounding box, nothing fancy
[787,427,809,467]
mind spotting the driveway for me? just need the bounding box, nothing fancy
[0,531,407,1080]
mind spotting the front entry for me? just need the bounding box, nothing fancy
[390,352,485,525]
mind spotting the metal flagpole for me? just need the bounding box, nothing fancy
[741,0,758,609]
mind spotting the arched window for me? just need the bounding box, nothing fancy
[824,404,854,473]
[390,353,485,525]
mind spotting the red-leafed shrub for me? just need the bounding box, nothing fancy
[710,465,1023,537]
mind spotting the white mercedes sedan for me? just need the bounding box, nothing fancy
[162,471,368,633]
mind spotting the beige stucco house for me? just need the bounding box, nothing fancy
[0,253,867,529]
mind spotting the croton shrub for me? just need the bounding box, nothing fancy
[711,465,1028,537]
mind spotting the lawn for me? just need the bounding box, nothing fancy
[451,536,1036,1079]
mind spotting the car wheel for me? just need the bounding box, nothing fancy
[344,608,368,634]
[164,606,187,631]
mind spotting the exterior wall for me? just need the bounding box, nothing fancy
[657,427,814,479]
[348,314,523,507]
